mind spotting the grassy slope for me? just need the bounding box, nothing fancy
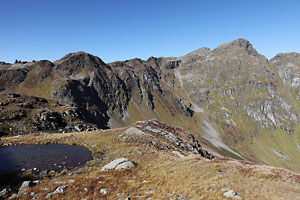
[2,128,300,200]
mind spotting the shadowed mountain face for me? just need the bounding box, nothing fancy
[2,38,300,172]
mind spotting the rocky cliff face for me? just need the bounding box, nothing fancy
[0,52,192,132]
[2,39,300,172]
[271,52,300,96]
[173,39,299,132]
[166,39,300,171]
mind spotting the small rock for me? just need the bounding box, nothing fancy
[42,187,51,191]
[99,188,109,195]
[18,181,35,195]
[175,195,185,200]
[54,185,67,193]
[116,193,123,198]
[223,190,242,199]
[0,187,10,197]
[54,181,67,184]
[45,185,67,198]
[48,170,56,176]
[145,190,155,194]
[221,187,230,191]
[74,125,84,132]
[8,193,18,199]
[68,179,75,183]
[31,192,38,200]
[218,169,227,173]
[60,169,67,175]
[172,151,185,158]
[39,170,49,177]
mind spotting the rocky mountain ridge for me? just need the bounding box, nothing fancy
[1,38,300,172]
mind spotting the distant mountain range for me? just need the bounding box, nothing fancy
[1,38,300,172]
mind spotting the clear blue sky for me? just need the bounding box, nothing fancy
[1,0,300,63]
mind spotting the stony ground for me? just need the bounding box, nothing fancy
[1,121,300,200]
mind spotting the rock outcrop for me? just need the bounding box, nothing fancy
[124,120,214,160]
[0,93,98,135]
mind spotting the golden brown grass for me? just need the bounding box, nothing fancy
[3,128,300,200]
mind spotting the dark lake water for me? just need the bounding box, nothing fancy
[0,145,93,172]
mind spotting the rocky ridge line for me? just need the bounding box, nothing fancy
[124,120,214,160]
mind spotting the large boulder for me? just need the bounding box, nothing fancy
[101,158,135,171]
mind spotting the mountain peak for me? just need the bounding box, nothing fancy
[213,38,259,57]
[53,51,108,76]
[229,38,251,46]
[55,51,94,63]
[54,51,106,66]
